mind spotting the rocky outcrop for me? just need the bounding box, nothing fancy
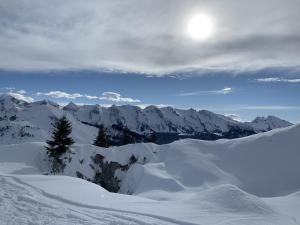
[92,154,129,192]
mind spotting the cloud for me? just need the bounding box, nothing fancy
[0,0,300,74]
[137,104,172,109]
[0,87,15,91]
[7,92,34,102]
[36,91,83,99]
[226,114,242,122]
[0,88,33,102]
[84,95,98,100]
[240,105,300,110]
[100,92,140,103]
[256,77,300,83]
[177,87,233,96]
[36,90,140,103]
[17,90,27,94]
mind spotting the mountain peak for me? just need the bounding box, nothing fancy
[63,101,79,111]
[251,115,292,131]
[0,93,29,109]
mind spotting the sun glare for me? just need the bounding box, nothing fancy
[187,14,213,40]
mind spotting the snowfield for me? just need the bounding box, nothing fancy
[0,124,300,225]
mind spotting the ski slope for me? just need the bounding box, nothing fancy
[0,124,300,224]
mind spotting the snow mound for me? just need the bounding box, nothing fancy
[118,124,300,198]
[196,184,274,214]
[120,163,185,196]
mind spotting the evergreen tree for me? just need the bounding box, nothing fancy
[46,115,74,173]
[129,154,138,164]
[121,126,135,145]
[94,125,109,148]
[148,132,157,144]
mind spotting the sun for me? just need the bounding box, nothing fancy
[187,14,213,40]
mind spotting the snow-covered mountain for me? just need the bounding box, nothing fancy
[247,115,293,132]
[1,123,300,225]
[0,94,292,145]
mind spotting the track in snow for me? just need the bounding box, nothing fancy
[0,175,193,225]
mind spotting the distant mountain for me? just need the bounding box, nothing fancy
[247,116,293,132]
[0,94,293,145]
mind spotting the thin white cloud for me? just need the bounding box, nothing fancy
[0,87,15,91]
[137,104,172,109]
[241,105,300,110]
[35,90,140,103]
[7,92,34,102]
[84,95,98,100]
[177,87,233,96]
[226,114,243,122]
[100,92,140,103]
[36,91,83,99]
[17,90,27,94]
[256,77,300,83]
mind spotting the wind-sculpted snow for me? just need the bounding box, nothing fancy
[0,120,299,224]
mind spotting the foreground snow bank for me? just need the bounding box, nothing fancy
[0,124,300,224]
[1,174,299,225]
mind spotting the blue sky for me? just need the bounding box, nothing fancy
[0,70,299,123]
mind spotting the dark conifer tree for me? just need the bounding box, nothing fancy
[129,154,138,164]
[148,132,157,144]
[46,115,74,173]
[121,126,135,145]
[94,125,109,148]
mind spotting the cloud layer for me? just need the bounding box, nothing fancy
[177,87,232,96]
[0,0,300,74]
[36,90,140,103]
[99,92,140,103]
[7,92,34,102]
[256,77,300,83]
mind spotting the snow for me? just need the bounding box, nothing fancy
[248,115,293,132]
[0,94,292,147]
[0,124,300,224]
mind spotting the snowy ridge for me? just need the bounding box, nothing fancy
[0,94,293,145]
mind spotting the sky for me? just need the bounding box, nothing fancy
[0,0,300,123]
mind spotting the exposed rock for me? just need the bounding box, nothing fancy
[92,153,129,192]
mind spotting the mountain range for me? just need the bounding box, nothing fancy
[0,94,292,145]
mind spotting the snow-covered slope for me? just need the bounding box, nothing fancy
[121,124,300,198]
[0,94,292,145]
[1,174,298,225]
[0,124,300,224]
[0,96,97,144]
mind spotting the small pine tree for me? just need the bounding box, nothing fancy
[148,132,157,143]
[129,154,138,165]
[46,115,74,173]
[94,125,109,148]
[122,126,135,145]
